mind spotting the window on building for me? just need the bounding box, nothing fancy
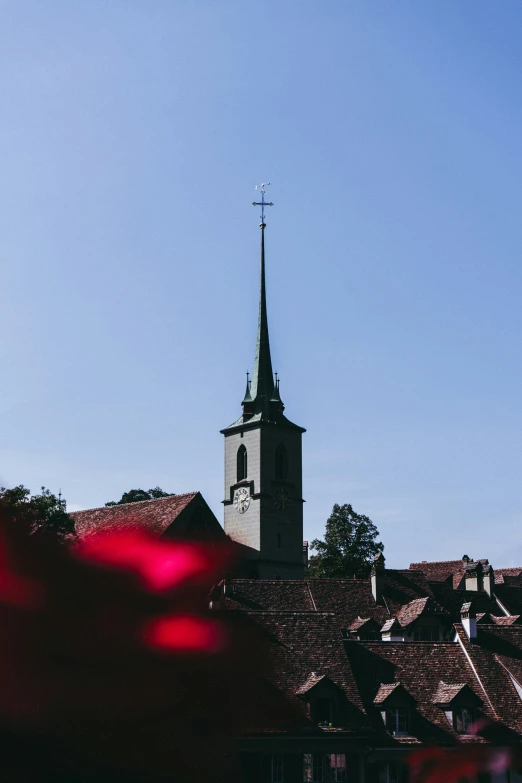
[237,445,247,481]
[310,697,333,725]
[275,443,288,480]
[385,762,402,783]
[413,625,439,641]
[277,533,282,549]
[304,754,347,782]
[385,707,408,735]
[453,707,475,734]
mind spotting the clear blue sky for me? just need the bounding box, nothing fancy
[1,1,521,568]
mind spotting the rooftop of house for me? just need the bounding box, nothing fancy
[71,492,205,539]
[218,556,522,745]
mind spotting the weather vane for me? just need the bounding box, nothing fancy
[252,183,274,223]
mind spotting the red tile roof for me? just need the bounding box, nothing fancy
[244,612,367,732]
[71,493,199,539]
[409,558,490,589]
[432,682,471,705]
[374,682,402,703]
[345,640,494,744]
[396,596,450,627]
[295,673,329,695]
[455,624,522,737]
[495,567,522,584]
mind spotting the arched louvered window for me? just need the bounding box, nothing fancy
[237,444,247,481]
[275,443,288,480]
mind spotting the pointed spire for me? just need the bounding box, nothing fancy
[249,223,275,412]
[242,371,252,404]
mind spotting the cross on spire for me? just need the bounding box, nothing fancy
[252,182,274,223]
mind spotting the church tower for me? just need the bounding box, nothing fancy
[221,190,305,579]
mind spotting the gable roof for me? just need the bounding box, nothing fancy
[295,673,333,696]
[396,596,450,628]
[374,682,404,704]
[72,493,199,539]
[349,617,379,632]
[432,682,481,706]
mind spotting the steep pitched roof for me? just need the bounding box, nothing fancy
[396,596,449,627]
[454,624,522,737]
[432,682,481,706]
[409,559,490,589]
[428,582,501,621]
[495,568,522,585]
[245,612,367,733]
[72,493,199,538]
[345,640,493,745]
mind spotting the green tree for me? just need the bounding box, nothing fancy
[0,485,76,542]
[308,503,384,578]
[105,487,174,506]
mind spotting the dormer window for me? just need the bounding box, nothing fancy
[374,683,415,736]
[433,681,482,735]
[296,674,341,728]
[311,697,333,725]
[385,706,408,736]
[453,707,475,734]
[237,445,247,481]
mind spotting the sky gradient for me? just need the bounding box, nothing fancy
[1,1,521,568]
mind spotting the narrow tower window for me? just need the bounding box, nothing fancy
[237,444,247,481]
[275,443,288,480]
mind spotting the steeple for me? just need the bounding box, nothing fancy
[220,184,306,579]
[249,223,275,413]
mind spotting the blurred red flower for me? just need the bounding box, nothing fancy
[0,506,288,783]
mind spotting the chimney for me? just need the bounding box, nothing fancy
[482,562,493,596]
[461,601,477,640]
[303,541,309,569]
[371,552,386,604]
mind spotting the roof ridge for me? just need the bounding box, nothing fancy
[71,492,198,515]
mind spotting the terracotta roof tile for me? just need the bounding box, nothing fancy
[495,568,522,585]
[374,682,402,704]
[345,640,494,744]
[455,624,522,737]
[432,682,469,705]
[71,493,198,538]
[409,558,491,589]
[295,673,329,695]
[243,612,367,732]
[222,580,314,612]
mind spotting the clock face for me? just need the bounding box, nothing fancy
[273,487,291,512]
[234,487,251,514]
